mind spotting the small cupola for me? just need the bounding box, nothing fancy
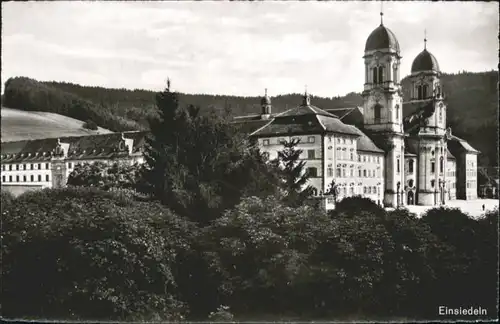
[260,88,272,119]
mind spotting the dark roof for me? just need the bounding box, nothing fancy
[251,114,326,137]
[1,131,148,163]
[446,147,456,160]
[402,100,435,133]
[450,135,480,154]
[411,49,440,73]
[325,107,364,126]
[277,104,337,118]
[404,138,418,156]
[233,119,272,135]
[365,24,400,53]
[249,97,360,137]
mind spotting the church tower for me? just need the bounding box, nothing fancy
[405,33,447,205]
[362,11,405,207]
[260,88,272,120]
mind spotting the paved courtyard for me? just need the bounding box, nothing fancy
[387,199,499,219]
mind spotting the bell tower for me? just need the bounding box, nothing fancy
[362,10,405,207]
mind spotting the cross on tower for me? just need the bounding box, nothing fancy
[424,29,427,50]
[380,1,384,25]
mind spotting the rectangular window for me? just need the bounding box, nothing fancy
[363,170,367,177]
[16,164,19,171]
[397,159,400,173]
[350,169,354,177]
[30,175,34,182]
[30,163,34,170]
[46,175,50,182]
[1,176,5,182]
[38,163,41,170]
[38,175,42,182]
[327,168,333,177]
[9,176,12,182]
[307,167,318,178]
[358,169,362,177]
[308,136,315,143]
[308,150,315,159]
[23,175,26,182]
[9,165,13,171]
[68,162,73,169]
[363,156,366,162]
[336,168,341,177]
[16,175,19,182]
[431,162,435,174]
[350,187,354,195]
[342,168,346,178]
[358,155,361,162]
[350,153,354,161]
[263,139,270,146]
[46,163,49,169]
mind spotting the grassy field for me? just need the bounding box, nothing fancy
[1,107,112,142]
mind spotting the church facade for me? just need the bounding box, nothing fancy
[233,15,479,208]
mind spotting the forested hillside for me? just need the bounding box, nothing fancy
[2,71,497,167]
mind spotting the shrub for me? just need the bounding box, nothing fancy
[208,305,234,321]
[82,119,98,130]
[1,187,194,321]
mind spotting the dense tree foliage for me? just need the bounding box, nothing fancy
[141,85,281,224]
[1,190,497,321]
[1,187,196,321]
[67,161,145,192]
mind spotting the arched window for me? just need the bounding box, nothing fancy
[372,67,378,84]
[374,104,382,122]
[431,180,435,188]
[396,158,401,173]
[422,84,428,99]
[417,85,423,100]
[378,66,384,84]
[409,159,414,173]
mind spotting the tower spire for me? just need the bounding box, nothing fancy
[380,1,384,25]
[424,29,427,50]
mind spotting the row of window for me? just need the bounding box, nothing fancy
[2,174,50,183]
[466,171,477,177]
[263,136,316,146]
[331,167,381,178]
[2,163,51,171]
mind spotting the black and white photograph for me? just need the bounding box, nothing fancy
[1,0,498,322]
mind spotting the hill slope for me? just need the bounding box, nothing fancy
[3,71,497,167]
[1,107,112,142]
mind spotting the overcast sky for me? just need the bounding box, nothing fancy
[2,1,498,97]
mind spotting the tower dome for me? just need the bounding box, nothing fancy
[365,25,400,53]
[260,88,271,106]
[364,13,400,53]
[411,49,440,73]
